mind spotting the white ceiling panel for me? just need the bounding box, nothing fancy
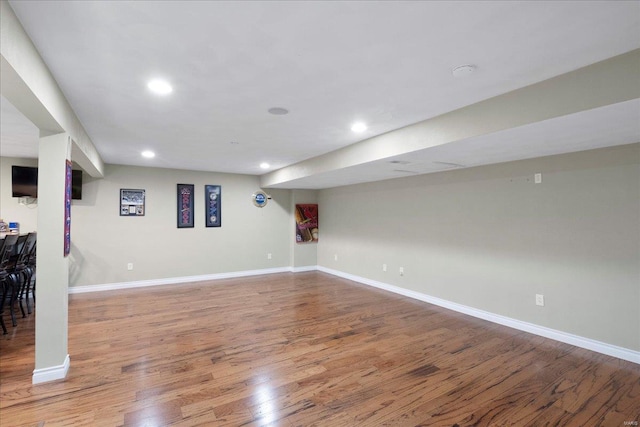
[2,1,639,187]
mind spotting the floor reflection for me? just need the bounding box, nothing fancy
[252,382,277,424]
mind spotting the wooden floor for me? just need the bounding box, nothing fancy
[1,272,638,426]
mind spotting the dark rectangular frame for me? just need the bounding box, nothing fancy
[177,184,195,228]
[120,189,145,216]
[64,160,72,256]
[205,185,222,227]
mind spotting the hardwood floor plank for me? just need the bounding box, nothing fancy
[1,272,638,426]
[123,399,183,426]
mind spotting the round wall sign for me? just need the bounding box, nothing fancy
[252,191,269,207]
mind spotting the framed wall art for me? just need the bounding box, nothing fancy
[205,185,221,227]
[64,160,72,256]
[177,184,194,228]
[295,204,318,243]
[120,189,145,216]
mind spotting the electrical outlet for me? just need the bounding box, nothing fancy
[334,254,338,261]
[399,267,404,276]
[267,253,272,260]
[127,263,133,271]
[534,173,542,184]
[535,294,544,306]
[383,263,387,272]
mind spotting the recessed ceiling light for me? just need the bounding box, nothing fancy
[141,150,155,158]
[147,79,173,95]
[260,162,270,169]
[452,64,476,78]
[351,122,367,133]
[268,107,289,115]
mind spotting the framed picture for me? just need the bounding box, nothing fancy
[295,204,318,243]
[64,160,72,256]
[205,185,221,227]
[177,184,194,228]
[120,189,145,216]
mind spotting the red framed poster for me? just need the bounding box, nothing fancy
[295,204,318,243]
[177,184,194,228]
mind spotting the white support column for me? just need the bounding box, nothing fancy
[33,132,71,384]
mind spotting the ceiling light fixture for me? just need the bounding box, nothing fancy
[147,79,173,95]
[141,150,156,158]
[351,122,367,133]
[260,162,270,169]
[268,107,289,115]
[452,64,476,78]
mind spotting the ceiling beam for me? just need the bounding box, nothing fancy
[0,0,104,177]
[261,49,640,189]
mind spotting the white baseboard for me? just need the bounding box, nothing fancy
[317,266,640,365]
[68,267,293,294]
[291,265,319,273]
[33,354,70,384]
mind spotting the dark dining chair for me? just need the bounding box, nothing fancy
[26,238,37,307]
[28,240,38,306]
[0,234,20,334]
[15,232,37,317]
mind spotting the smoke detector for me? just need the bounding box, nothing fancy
[268,107,289,115]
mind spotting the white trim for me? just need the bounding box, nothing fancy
[68,267,292,294]
[32,354,70,384]
[317,266,640,365]
[291,265,319,273]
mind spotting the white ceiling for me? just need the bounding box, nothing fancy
[2,1,639,187]
[0,95,39,159]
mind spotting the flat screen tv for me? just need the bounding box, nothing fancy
[11,165,83,200]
